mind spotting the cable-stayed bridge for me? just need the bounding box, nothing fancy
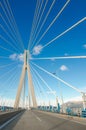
[0,0,86,129]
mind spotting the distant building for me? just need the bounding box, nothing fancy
[61,101,83,116]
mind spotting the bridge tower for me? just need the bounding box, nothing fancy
[14,50,37,109]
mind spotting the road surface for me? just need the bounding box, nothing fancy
[1,110,86,130]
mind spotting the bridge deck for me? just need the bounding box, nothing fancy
[2,110,86,130]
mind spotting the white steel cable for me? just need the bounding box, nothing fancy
[28,0,40,49]
[42,17,86,49]
[31,0,48,46]
[33,0,70,48]
[0,61,19,69]
[30,64,51,103]
[30,63,56,97]
[31,62,82,93]
[0,35,20,53]
[0,65,18,80]
[0,13,21,48]
[5,0,24,51]
[29,0,41,49]
[31,55,86,60]
[0,44,15,53]
[0,24,21,52]
[30,0,56,50]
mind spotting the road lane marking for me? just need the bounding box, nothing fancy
[31,112,42,122]
[36,111,86,126]
[36,116,42,122]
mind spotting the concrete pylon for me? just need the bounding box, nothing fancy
[14,50,37,109]
[82,93,86,110]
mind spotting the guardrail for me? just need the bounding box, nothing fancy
[0,109,25,126]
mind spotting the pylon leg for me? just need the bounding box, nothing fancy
[27,63,37,108]
[14,65,26,109]
[14,50,37,109]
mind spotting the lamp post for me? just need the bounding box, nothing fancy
[54,69,64,113]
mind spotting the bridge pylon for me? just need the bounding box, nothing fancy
[14,50,37,109]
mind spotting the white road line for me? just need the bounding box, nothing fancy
[31,112,42,122]
[36,116,42,122]
[38,111,86,126]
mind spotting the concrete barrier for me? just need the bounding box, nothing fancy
[0,109,25,126]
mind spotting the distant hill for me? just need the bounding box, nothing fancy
[63,101,83,108]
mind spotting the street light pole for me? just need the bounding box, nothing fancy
[55,69,64,113]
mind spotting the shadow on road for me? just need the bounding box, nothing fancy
[1,111,25,130]
[48,119,70,130]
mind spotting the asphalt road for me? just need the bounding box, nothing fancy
[1,110,86,130]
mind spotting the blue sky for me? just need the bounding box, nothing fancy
[0,0,86,106]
